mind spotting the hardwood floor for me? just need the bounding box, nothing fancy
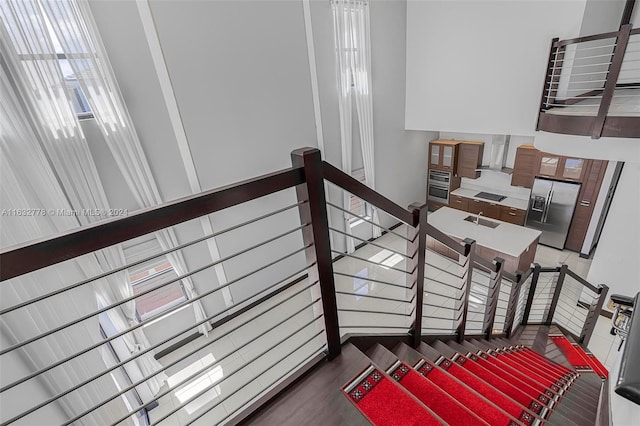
[240,344,370,426]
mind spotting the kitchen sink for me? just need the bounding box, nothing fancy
[464,215,501,228]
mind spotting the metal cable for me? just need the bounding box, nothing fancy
[150,325,325,426]
[329,227,410,259]
[332,250,412,275]
[0,244,312,394]
[326,201,411,242]
[0,202,307,314]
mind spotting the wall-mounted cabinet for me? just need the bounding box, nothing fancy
[428,140,459,172]
[456,141,484,179]
[539,154,586,182]
[511,145,539,188]
[428,139,484,179]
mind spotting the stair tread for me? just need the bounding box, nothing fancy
[393,343,523,425]
[367,344,490,425]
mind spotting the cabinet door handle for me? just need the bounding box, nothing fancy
[509,207,517,211]
[508,212,516,216]
[473,200,480,203]
[580,201,590,207]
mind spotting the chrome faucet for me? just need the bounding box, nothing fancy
[475,211,484,225]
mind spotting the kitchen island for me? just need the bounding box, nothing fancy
[427,207,541,273]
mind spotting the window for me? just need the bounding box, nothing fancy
[124,236,187,322]
[349,168,370,225]
[2,0,93,118]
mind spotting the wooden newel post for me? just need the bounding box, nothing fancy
[505,270,524,338]
[408,202,427,348]
[457,238,476,343]
[580,284,609,346]
[483,257,504,339]
[546,264,568,325]
[522,263,541,324]
[291,148,341,360]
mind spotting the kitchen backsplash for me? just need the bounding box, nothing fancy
[461,170,531,200]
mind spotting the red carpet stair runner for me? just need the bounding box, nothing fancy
[342,337,605,425]
[550,334,609,379]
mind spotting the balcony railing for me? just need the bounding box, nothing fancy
[0,148,608,425]
[537,24,640,138]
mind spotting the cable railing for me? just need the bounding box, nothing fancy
[519,264,608,346]
[537,24,640,138]
[0,147,611,425]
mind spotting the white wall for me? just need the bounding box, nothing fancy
[579,0,627,35]
[587,162,640,298]
[405,0,586,135]
[84,0,432,351]
[369,0,436,221]
[534,131,640,162]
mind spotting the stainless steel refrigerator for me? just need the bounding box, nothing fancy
[525,178,581,249]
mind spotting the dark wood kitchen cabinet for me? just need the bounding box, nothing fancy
[456,141,484,179]
[450,194,469,211]
[539,153,587,182]
[428,140,459,173]
[467,198,501,220]
[511,145,539,188]
[565,160,608,252]
[500,205,526,225]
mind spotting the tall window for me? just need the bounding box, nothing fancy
[1,0,93,118]
[123,236,187,322]
[349,168,369,224]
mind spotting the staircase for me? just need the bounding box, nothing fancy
[0,148,613,425]
[247,326,606,425]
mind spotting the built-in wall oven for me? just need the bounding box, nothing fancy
[427,170,451,204]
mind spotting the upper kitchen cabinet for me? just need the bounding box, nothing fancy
[511,145,539,188]
[428,140,459,172]
[539,154,587,182]
[456,141,484,179]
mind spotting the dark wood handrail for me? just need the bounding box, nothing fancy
[0,167,305,281]
[321,161,415,226]
[425,223,467,256]
[565,268,600,293]
[615,293,640,405]
[631,27,640,35]
[554,29,621,47]
[474,255,497,273]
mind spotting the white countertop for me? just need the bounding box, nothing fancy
[428,207,541,258]
[451,188,529,210]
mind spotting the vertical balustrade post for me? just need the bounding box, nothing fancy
[580,284,609,346]
[592,25,632,139]
[504,270,524,338]
[407,203,427,348]
[456,238,476,343]
[537,37,560,130]
[546,264,568,325]
[291,148,341,360]
[522,263,541,324]
[483,258,504,339]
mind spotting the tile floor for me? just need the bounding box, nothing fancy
[147,226,623,425]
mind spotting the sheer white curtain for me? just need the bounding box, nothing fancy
[1,0,167,406]
[331,0,381,251]
[0,64,137,425]
[44,0,212,336]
